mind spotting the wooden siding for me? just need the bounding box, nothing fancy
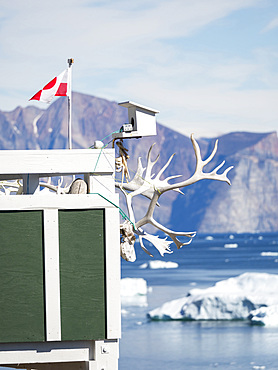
[0,211,45,343]
[59,209,106,341]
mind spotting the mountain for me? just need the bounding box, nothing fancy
[1,92,277,233]
[170,131,278,233]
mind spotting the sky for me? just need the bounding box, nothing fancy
[1,0,278,138]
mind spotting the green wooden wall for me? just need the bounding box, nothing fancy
[0,208,106,343]
[0,211,45,343]
[59,209,106,341]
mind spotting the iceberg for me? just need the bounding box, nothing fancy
[249,305,278,326]
[121,278,147,296]
[147,272,278,321]
[121,278,148,307]
[139,260,179,269]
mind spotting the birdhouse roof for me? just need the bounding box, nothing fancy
[118,101,159,114]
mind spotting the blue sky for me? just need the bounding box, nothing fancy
[1,0,278,137]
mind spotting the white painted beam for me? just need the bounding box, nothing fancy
[0,194,119,211]
[43,209,61,342]
[105,207,121,339]
[0,341,93,365]
[0,149,115,176]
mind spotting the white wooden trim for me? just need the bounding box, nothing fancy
[90,340,119,370]
[0,194,119,210]
[0,149,115,176]
[0,340,93,365]
[0,340,119,369]
[86,174,115,198]
[43,209,61,341]
[105,207,121,339]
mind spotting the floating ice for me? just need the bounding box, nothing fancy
[249,305,278,326]
[224,243,238,248]
[147,272,278,321]
[121,278,148,307]
[261,252,278,257]
[121,278,147,296]
[139,260,179,269]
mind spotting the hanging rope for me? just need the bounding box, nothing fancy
[90,192,136,229]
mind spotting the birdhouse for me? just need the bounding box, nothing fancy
[112,101,159,139]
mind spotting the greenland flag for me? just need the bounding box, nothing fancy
[30,69,69,103]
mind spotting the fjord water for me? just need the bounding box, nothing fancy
[120,233,278,370]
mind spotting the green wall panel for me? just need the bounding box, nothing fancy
[0,211,45,343]
[59,209,106,341]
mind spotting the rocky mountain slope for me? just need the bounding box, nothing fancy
[1,92,277,233]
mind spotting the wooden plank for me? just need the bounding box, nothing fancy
[0,211,45,343]
[0,149,115,176]
[105,208,121,339]
[0,340,93,365]
[0,194,119,211]
[59,209,106,341]
[43,209,61,341]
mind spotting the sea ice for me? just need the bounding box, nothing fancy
[261,252,278,257]
[147,272,278,321]
[139,260,179,269]
[224,243,238,248]
[121,278,148,307]
[121,278,147,296]
[249,305,278,326]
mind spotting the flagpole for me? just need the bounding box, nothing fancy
[67,58,74,149]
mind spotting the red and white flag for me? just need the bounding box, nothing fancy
[30,69,69,103]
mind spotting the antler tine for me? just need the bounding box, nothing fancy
[223,165,234,185]
[203,138,218,166]
[138,235,154,257]
[191,134,218,168]
[191,133,202,163]
[156,153,176,179]
[166,174,182,181]
[146,143,160,178]
[212,160,226,174]
[136,215,196,250]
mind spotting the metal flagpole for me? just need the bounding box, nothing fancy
[67,58,74,149]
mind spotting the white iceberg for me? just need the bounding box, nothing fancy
[139,260,179,269]
[249,305,278,326]
[147,272,278,321]
[121,278,148,307]
[121,278,147,296]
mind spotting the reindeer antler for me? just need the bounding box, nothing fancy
[159,134,233,193]
[118,134,233,261]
